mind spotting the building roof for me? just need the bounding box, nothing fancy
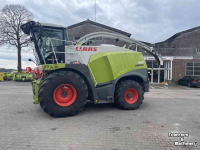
[167,26,200,41]
[139,41,152,47]
[157,26,200,44]
[67,19,131,37]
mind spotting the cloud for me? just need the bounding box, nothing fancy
[0,59,36,69]
[1,0,200,43]
[0,0,199,66]
[0,51,35,61]
[0,47,35,69]
[1,0,198,43]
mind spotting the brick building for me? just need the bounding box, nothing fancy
[67,20,200,84]
[146,27,200,83]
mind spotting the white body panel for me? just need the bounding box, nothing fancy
[65,45,131,65]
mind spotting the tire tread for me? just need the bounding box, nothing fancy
[38,70,88,117]
[115,80,144,110]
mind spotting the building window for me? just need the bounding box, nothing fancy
[196,48,200,53]
[74,37,80,40]
[90,37,103,41]
[153,62,159,68]
[186,63,200,75]
[146,61,152,68]
[96,37,102,40]
[146,61,161,68]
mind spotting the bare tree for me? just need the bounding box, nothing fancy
[0,4,33,72]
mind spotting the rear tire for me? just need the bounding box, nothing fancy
[38,71,88,117]
[115,80,144,110]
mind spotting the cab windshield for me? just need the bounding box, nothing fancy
[32,27,69,64]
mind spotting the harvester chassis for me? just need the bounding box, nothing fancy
[20,21,163,117]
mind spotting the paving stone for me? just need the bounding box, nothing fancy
[0,82,199,150]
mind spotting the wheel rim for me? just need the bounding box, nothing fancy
[53,84,77,106]
[124,88,138,104]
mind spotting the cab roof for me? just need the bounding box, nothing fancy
[40,22,67,29]
[21,21,67,35]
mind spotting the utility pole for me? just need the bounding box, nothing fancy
[95,0,96,22]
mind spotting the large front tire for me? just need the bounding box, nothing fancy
[38,71,88,117]
[115,80,144,110]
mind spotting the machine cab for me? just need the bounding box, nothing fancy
[21,21,69,65]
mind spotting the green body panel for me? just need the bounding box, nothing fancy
[88,51,147,84]
[42,63,65,70]
[32,79,42,104]
[4,72,13,80]
[31,64,65,104]
[13,73,36,81]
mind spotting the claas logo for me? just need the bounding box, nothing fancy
[76,47,97,51]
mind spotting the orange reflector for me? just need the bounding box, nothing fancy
[28,19,31,22]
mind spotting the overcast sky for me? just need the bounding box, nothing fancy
[0,0,199,69]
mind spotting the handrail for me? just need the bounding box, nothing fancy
[49,38,58,64]
[47,37,75,45]
[41,38,78,63]
[40,37,87,65]
[42,38,98,85]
